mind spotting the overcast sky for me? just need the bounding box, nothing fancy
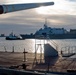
[0,0,76,35]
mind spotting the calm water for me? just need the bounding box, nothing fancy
[0,37,76,53]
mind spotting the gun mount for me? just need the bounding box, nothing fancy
[0,2,54,14]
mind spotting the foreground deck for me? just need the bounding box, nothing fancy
[0,52,76,73]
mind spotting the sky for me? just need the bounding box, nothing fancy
[0,0,76,35]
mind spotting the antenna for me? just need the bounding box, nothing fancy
[44,18,48,29]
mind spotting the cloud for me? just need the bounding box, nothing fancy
[0,0,54,4]
[67,0,76,2]
[46,15,76,30]
[0,0,76,34]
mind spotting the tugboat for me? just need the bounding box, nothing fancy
[6,32,23,40]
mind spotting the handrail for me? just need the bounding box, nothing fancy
[50,40,58,50]
[46,36,58,51]
[61,46,76,55]
[35,34,59,51]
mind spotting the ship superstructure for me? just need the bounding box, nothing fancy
[35,24,67,36]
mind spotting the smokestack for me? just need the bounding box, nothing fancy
[0,2,54,14]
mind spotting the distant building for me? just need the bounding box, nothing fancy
[0,34,5,37]
[70,29,76,34]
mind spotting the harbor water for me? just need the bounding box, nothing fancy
[0,37,76,54]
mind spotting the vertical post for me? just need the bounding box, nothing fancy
[12,46,14,53]
[35,38,36,63]
[47,57,50,72]
[61,50,63,55]
[40,43,43,63]
[22,48,28,70]
[40,44,42,63]
[34,37,38,64]
[75,46,76,54]
[68,46,70,54]
[4,46,7,52]
[23,48,26,62]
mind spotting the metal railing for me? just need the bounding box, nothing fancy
[61,46,76,56]
[45,35,59,51]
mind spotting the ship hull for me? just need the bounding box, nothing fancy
[20,34,76,39]
[6,37,23,40]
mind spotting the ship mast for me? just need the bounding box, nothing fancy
[44,18,48,29]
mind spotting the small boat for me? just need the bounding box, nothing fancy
[6,32,23,40]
